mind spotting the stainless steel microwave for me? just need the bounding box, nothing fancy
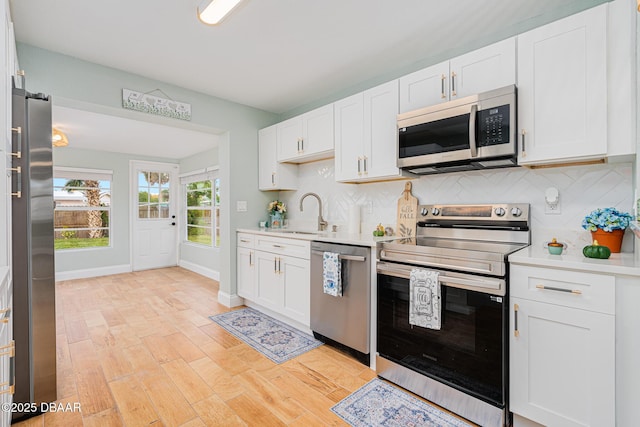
[397,85,517,175]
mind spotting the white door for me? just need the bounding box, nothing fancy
[449,37,516,99]
[131,161,179,271]
[334,92,364,182]
[517,5,607,165]
[364,80,400,179]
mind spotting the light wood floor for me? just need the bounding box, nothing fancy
[14,267,472,426]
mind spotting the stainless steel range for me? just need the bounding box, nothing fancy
[376,203,530,427]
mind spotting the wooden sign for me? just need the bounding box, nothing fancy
[396,182,418,238]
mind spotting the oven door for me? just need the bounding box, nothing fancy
[376,262,507,408]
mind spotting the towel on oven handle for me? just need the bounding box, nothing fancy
[322,252,342,297]
[409,268,441,330]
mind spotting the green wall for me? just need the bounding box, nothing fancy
[18,43,278,298]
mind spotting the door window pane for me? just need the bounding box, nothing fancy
[139,170,171,219]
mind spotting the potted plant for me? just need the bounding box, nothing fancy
[268,200,287,228]
[581,207,634,253]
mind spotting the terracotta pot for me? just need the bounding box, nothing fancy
[590,228,625,253]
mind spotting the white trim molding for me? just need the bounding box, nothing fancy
[217,290,244,308]
[55,264,132,282]
[178,260,220,281]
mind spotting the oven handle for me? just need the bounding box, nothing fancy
[377,262,501,290]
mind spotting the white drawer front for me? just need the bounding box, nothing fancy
[237,233,255,249]
[510,265,614,314]
[255,235,311,259]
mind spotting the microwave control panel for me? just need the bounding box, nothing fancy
[477,104,509,147]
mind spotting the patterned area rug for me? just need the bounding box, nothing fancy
[209,307,322,364]
[332,379,474,427]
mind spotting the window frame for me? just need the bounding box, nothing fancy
[180,167,220,248]
[53,167,113,252]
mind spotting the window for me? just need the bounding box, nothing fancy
[53,167,112,250]
[182,169,220,247]
[138,171,171,219]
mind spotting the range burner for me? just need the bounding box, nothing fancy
[378,203,530,280]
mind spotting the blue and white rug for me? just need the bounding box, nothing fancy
[332,379,474,427]
[209,307,323,364]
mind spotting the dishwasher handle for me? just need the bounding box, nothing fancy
[311,250,366,262]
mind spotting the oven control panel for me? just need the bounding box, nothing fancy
[418,203,529,221]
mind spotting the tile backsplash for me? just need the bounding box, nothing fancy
[277,160,635,253]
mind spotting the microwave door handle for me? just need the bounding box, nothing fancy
[469,104,478,158]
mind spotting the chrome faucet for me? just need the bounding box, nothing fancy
[299,192,328,231]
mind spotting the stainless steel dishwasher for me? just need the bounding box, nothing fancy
[310,241,370,365]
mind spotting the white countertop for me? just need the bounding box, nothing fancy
[509,245,640,277]
[237,227,396,248]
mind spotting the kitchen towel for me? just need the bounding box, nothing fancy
[322,252,342,297]
[409,268,441,330]
[348,205,361,234]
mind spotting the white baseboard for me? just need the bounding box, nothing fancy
[217,290,244,308]
[55,264,132,281]
[178,260,220,281]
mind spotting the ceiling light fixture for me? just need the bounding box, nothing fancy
[197,0,244,25]
[52,128,69,147]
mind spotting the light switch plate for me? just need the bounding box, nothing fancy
[236,201,247,212]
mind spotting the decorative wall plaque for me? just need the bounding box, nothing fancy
[122,88,191,121]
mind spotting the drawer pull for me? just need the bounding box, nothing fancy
[536,284,582,295]
[240,239,250,243]
[272,244,283,248]
[514,303,519,337]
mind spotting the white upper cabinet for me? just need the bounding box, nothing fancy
[335,80,407,183]
[277,104,334,163]
[517,5,607,165]
[258,125,297,191]
[399,61,449,113]
[399,38,515,113]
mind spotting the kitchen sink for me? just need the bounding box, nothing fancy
[273,229,318,235]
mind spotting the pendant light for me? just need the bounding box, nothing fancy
[52,128,69,147]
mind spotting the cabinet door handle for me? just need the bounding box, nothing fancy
[357,157,362,175]
[440,74,446,99]
[450,71,457,97]
[297,138,300,153]
[249,251,253,266]
[300,138,304,152]
[363,156,368,174]
[271,172,275,185]
[521,129,527,158]
[274,257,277,273]
[514,303,519,337]
[278,258,282,274]
[535,284,582,295]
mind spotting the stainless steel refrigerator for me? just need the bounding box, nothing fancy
[11,83,56,421]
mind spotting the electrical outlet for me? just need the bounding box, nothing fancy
[544,187,561,215]
[236,201,247,212]
[366,201,373,214]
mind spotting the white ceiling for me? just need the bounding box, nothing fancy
[52,106,219,159]
[9,0,606,157]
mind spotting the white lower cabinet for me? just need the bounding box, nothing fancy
[509,265,615,427]
[236,232,310,328]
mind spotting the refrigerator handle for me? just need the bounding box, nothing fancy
[10,126,22,198]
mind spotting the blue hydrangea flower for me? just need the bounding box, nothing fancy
[582,207,634,232]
